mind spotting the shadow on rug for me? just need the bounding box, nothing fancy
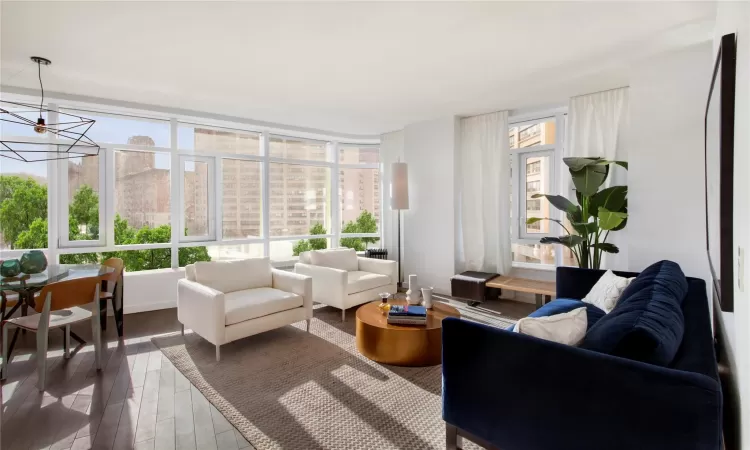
[153,304,493,450]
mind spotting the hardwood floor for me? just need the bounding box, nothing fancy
[0,310,254,450]
[0,297,531,450]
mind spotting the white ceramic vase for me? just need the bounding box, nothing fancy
[406,274,421,305]
[421,287,434,309]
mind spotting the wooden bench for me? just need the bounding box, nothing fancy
[486,276,556,309]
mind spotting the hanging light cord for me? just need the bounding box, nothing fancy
[37,60,44,119]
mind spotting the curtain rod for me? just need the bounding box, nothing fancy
[571,85,629,99]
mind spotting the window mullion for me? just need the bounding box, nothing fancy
[170,118,180,268]
[215,157,223,242]
[331,141,340,247]
[261,131,271,257]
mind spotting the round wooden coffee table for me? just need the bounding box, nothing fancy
[355,299,460,366]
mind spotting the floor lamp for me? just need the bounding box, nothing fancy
[391,162,409,289]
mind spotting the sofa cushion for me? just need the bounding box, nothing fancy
[347,271,391,294]
[194,258,272,294]
[580,260,688,366]
[310,248,359,272]
[224,287,303,326]
[508,299,606,332]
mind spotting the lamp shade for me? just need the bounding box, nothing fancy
[390,162,409,210]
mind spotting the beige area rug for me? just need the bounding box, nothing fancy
[153,300,515,450]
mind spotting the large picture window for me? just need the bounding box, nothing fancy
[0,160,48,251]
[269,163,331,237]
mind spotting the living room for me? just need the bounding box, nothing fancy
[0,1,747,449]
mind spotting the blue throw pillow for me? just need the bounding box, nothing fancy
[580,260,688,366]
[507,298,605,331]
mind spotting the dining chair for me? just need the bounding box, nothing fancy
[99,257,125,337]
[0,276,103,391]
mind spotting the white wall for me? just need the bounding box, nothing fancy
[627,42,713,285]
[402,117,459,294]
[123,268,184,314]
[715,3,750,448]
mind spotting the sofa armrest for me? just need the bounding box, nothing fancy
[272,269,313,318]
[556,266,640,298]
[357,257,398,283]
[294,263,347,309]
[442,318,722,450]
[177,279,226,346]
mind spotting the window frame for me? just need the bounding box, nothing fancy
[509,111,566,268]
[58,149,108,249]
[179,154,216,243]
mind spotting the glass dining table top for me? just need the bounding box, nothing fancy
[0,264,115,291]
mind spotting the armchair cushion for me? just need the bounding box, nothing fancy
[347,271,391,295]
[310,248,358,272]
[224,287,303,326]
[194,258,272,293]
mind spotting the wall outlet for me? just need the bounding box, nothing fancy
[738,247,745,292]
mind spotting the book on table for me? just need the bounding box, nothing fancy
[388,305,427,317]
[387,316,427,326]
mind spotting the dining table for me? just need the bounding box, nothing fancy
[0,263,115,362]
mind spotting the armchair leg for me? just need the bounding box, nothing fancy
[63,325,71,359]
[306,319,311,333]
[1,323,9,380]
[341,309,346,322]
[215,345,220,362]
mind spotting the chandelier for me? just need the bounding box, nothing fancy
[0,57,100,162]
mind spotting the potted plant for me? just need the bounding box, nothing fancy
[526,157,627,270]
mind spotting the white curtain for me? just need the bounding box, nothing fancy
[567,87,629,269]
[458,111,512,275]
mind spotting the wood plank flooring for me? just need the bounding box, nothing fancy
[0,310,255,450]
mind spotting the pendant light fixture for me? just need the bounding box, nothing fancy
[0,56,100,162]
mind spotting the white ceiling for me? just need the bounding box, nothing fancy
[1,1,716,137]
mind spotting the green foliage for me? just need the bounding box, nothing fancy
[528,157,628,269]
[0,177,211,271]
[292,222,328,256]
[0,176,48,248]
[339,210,380,251]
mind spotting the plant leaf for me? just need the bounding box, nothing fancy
[540,235,584,248]
[567,206,583,225]
[598,207,628,230]
[570,164,608,197]
[563,157,602,171]
[531,194,576,215]
[525,217,543,225]
[592,243,620,254]
[592,160,629,170]
[612,205,628,231]
[572,221,597,234]
[591,186,627,213]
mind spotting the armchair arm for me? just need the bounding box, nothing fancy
[294,263,347,309]
[272,269,313,319]
[442,318,722,450]
[177,279,226,346]
[357,257,398,283]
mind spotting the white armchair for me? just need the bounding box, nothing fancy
[178,257,312,361]
[295,248,397,321]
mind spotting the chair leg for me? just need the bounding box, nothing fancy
[306,319,311,333]
[63,325,71,359]
[92,295,103,371]
[36,327,48,391]
[215,345,220,362]
[181,324,185,336]
[341,309,346,322]
[1,323,9,380]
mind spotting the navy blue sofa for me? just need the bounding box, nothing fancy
[442,264,722,450]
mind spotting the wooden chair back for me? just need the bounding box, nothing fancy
[35,276,102,313]
[100,258,125,284]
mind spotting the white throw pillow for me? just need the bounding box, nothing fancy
[515,307,587,346]
[310,248,359,272]
[194,258,272,293]
[582,270,635,314]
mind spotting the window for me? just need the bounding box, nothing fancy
[62,155,105,246]
[222,159,261,239]
[339,167,380,250]
[510,113,565,266]
[270,238,331,266]
[339,145,379,164]
[61,109,170,148]
[0,160,48,250]
[178,124,260,155]
[180,156,214,240]
[269,137,328,161]
[268,163,330,237]
[114,150,171,240]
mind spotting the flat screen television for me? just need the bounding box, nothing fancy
[704,33,736,312]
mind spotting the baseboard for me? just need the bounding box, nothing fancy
[124,300,176,315]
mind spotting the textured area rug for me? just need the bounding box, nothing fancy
[153,300,515,450]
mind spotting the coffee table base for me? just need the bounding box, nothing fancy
[355,318,443,367]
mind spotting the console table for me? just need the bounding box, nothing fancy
[486,276,556,309]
